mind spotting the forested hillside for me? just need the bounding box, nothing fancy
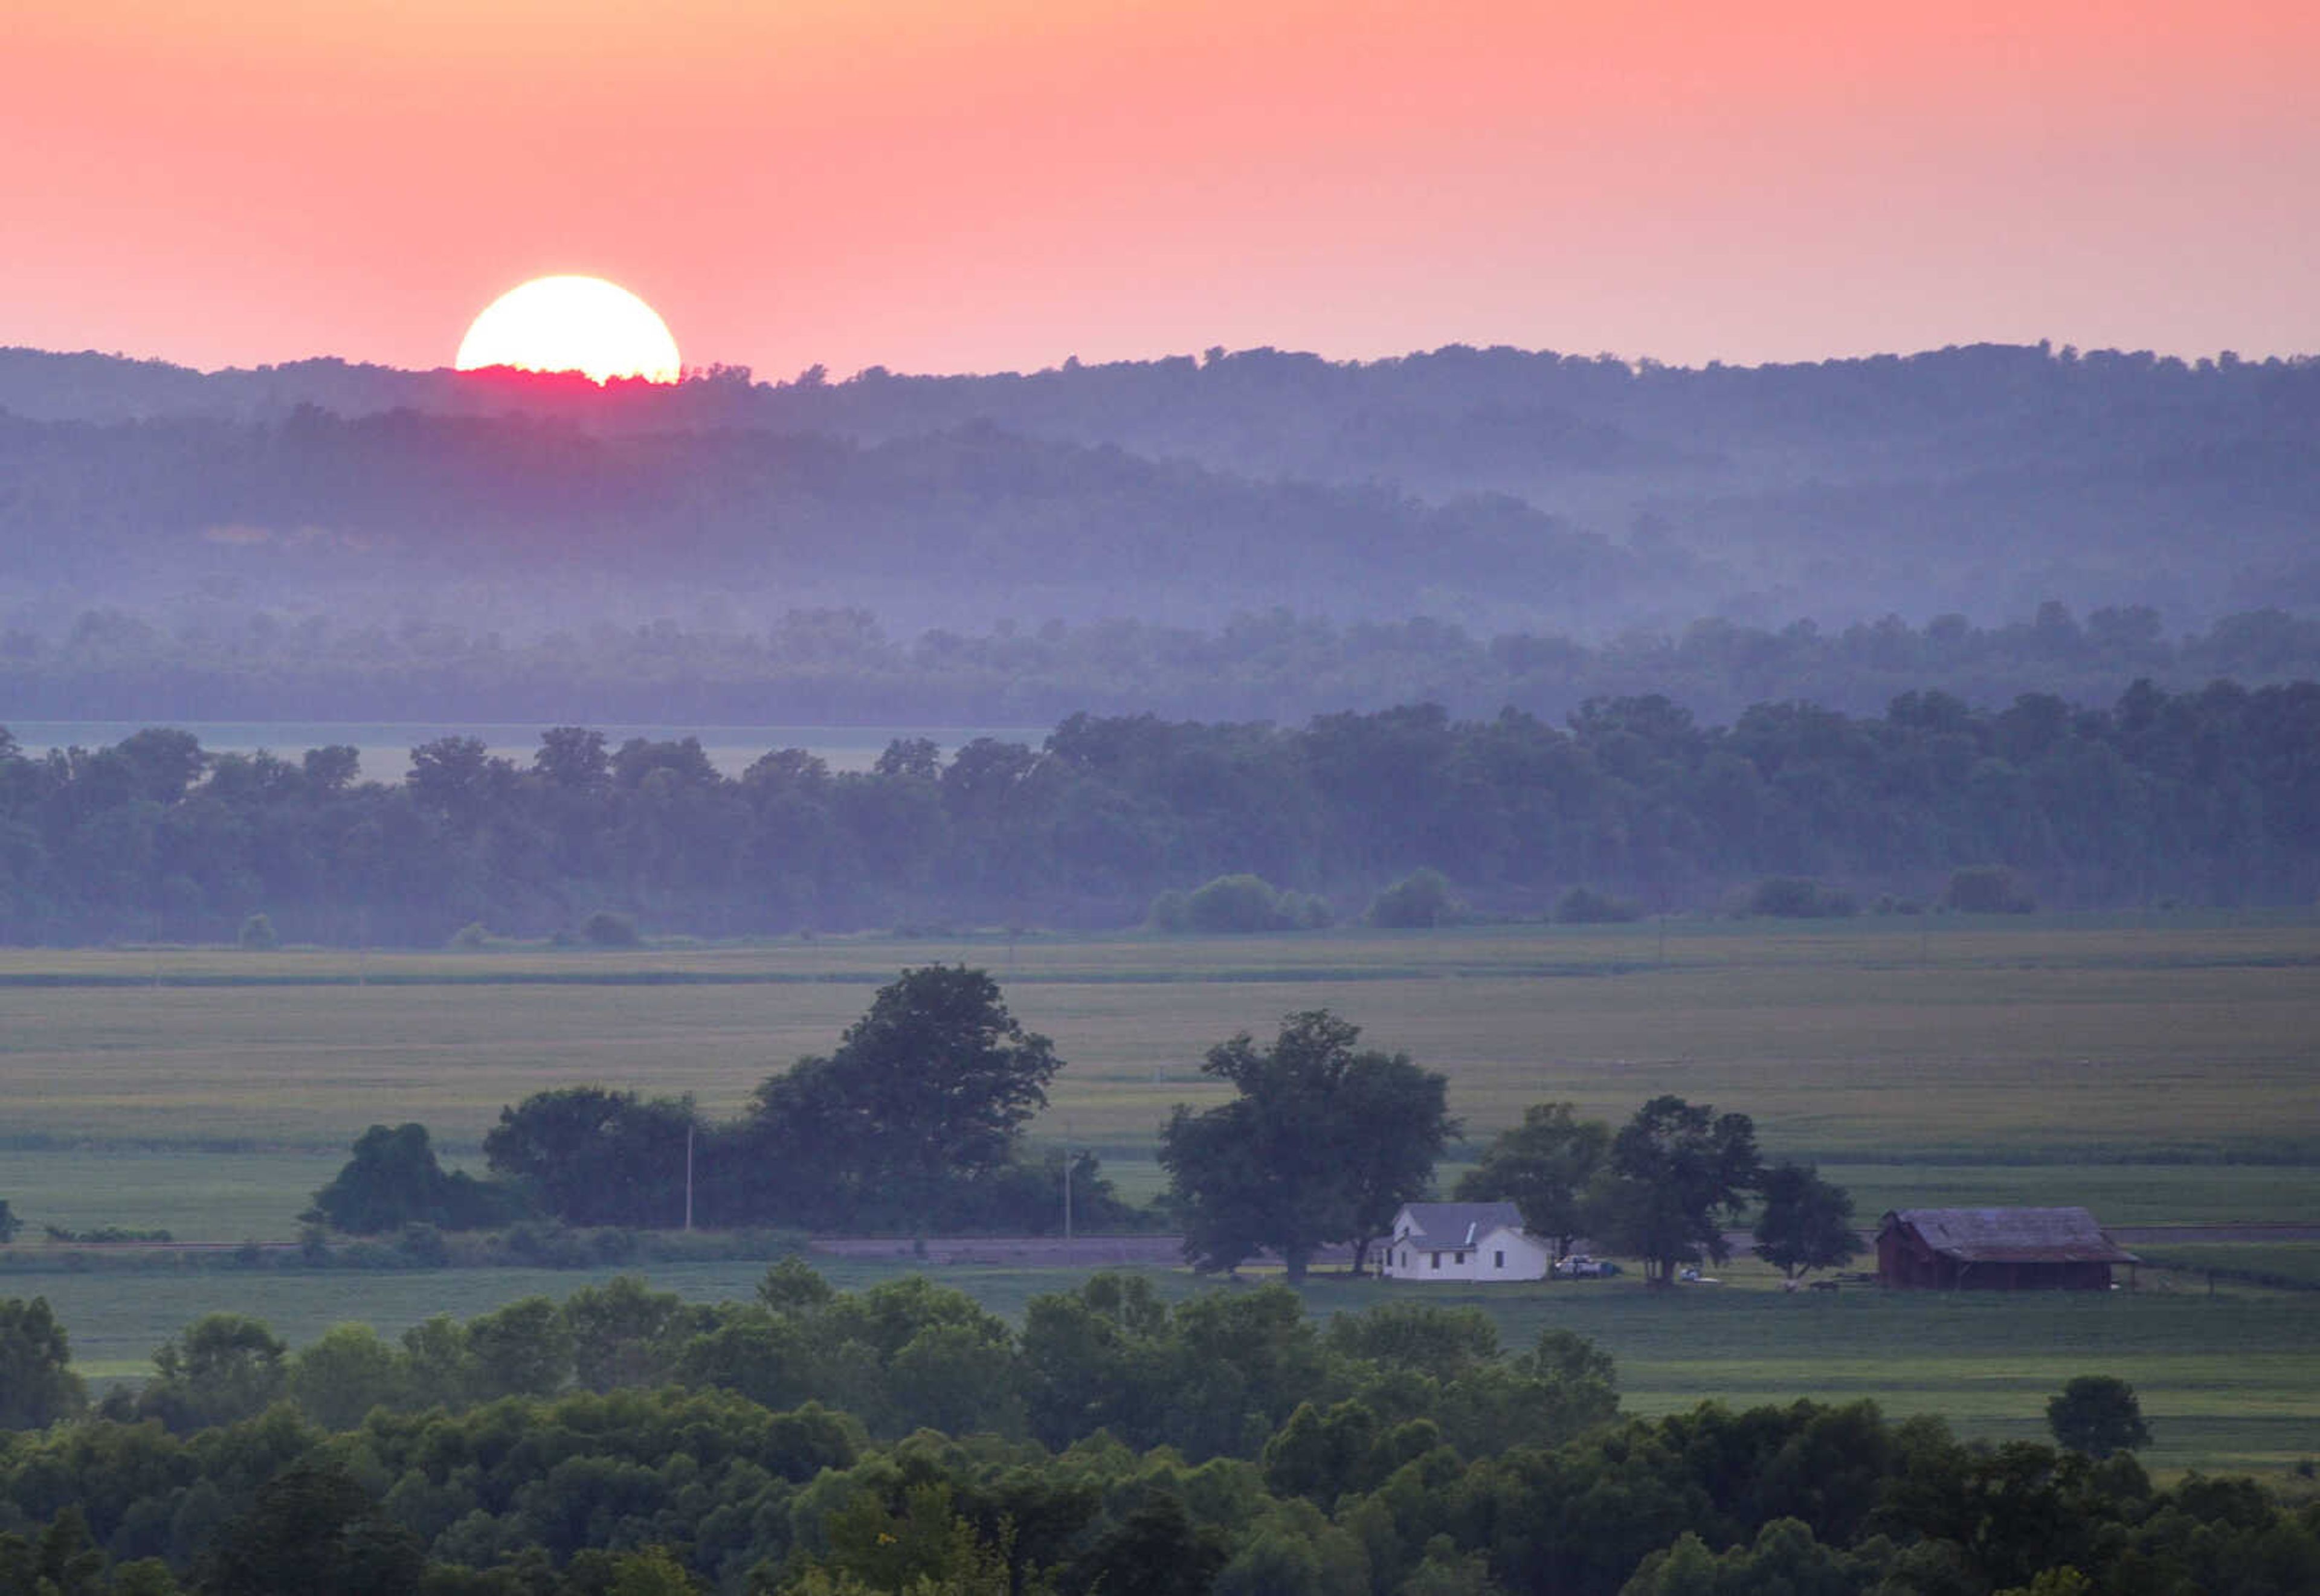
[4,676,2313,945]
[4,341,2315,637]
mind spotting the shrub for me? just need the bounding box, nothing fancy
[1747,877,1857,919]
[579,909,641,947]
[448,921,491,950]
[1367,868,1463,928]
[237,912,279,950]
[1555,885,1638,924]
[1146,889,1191,933]
[1180,874,1294,933]
[1946,864,2035,914]
[2048,1374,2151,1458]
[1280,891,1336,930]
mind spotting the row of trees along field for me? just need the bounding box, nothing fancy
[3,674,2317,944]
[297,968,1857,1298]
[0,1270,2296,1595]
[11,603,2320,728]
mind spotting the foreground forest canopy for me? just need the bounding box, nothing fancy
[4,341,2316,639]
[4,1273,2316,1595]
[3,674,2315,944]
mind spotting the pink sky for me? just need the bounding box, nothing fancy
[8,0,2315,378]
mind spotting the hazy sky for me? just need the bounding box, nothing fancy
[9,0,2315,379]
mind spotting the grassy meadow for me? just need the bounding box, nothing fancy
[3,915,2316,1475]
[4,915,2315,1237]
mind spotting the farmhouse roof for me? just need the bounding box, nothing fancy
[1396,1202,1526,1247]
[1879,1207,2139,1264]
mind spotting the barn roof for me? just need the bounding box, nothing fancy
[1880,1207,2139,1264]
[1396,1202,1526,1246]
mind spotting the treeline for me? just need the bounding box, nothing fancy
[4,675,2318,944]
[317,969,1144,1238]
[5,1274,2315,1594]
[10,602,2320,726]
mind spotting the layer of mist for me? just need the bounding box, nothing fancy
[4,342,2314,662]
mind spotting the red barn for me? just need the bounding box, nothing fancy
[1876,1207,2138,1291]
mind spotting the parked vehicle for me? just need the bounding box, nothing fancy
[1554,1253,1620,1278]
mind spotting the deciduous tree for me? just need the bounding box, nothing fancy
[1753,1162,1860,1281]
[0,1296,85,1430]
[2046,1376,2151,1459]
[1454,1101,1610,1263]
[1593,1095,1761,1284]
[1160,1010,1452,1281]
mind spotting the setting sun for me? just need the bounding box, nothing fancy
[454,275,681,384]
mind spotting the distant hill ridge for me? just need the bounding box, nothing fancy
[1,341,2314,637]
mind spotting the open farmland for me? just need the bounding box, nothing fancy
[5,914,2318,1479]
[3,915,2317,1240]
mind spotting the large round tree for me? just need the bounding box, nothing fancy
[1160,1009,1454,1282]
[1593,1094,1761,1285]
[747,965,1064,1228]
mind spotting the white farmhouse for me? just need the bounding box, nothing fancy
[1377,1200,1552,1282]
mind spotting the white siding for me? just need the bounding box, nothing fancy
[1380,1224,1551,1282]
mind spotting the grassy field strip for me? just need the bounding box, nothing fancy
[5,937,2314,1158]
[0,1150,346,1241]
[1812,1166,2320,1228]
[2,915,2309,976]
[3,921,2314,1240]
[2133,1244,2320,1288]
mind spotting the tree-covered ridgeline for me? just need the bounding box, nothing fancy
[7,341,2319,639]
[10,602,2320,729]
[2,674,2316,944]
[2,1273,2312,1595]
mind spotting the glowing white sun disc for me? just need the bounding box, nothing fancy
[455,275,682,384]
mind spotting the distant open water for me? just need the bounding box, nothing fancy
[8,721,1046,780]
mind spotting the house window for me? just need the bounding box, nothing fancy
[1454,1251,1466,1264]
[1430,1252,1441,1270]
[1494,1250,1505,1269]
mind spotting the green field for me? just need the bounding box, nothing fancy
[2135,1242,2320,1290]
[4,918,2315,1236]
[3,917,2316,1475]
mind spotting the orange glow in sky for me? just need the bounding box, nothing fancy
[7,1,2315,376]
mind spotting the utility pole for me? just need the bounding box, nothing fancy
[684,1121,696,1232]
[1063,1147,1074,1241]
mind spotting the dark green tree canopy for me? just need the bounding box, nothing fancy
[1752,1162,1860,1280]
[483,1086,695,1229]
[1454,1101,1611,1260]
[1594,1094,1762,1284]
[306,1122,512,1234]
[196,1460,425,1596]
[5,668,2320,948]
[136,1313,288,1434]
[750,965,1060,1196]
[1159,1009,1454,1282]
[2047,1375,2152,1459]
[0,1296,86,1430]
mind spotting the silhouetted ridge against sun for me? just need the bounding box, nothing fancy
[455,275,680,384]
